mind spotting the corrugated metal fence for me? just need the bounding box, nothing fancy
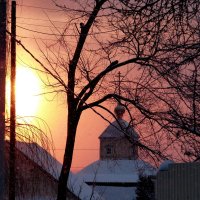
[156,162,200,200]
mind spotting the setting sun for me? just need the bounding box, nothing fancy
[16,67,41,117]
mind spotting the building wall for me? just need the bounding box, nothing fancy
[100,138,138,160]
[155,162,200,200]
[5,144,79,200]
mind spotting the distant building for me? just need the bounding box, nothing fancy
[155,161,200,200]
[99,104,139,160]
[4,141,77,200]
[99,118,139,160]
[4,141,103,200]
[77,103,155,200]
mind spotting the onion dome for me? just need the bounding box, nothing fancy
[114,103,125,119]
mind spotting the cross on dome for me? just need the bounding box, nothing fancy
[113,71,126,119]
[116,71,123,97]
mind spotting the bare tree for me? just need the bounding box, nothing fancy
[5,116,57,199]
[10,0,200,199]
[113,0,200,162]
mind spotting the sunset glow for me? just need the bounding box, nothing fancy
[16,67,41,117]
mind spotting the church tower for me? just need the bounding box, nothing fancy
[99,103,139,160]
[77,79,155,200]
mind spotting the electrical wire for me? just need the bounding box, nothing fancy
[16,3,63,12]
[17,25,74,36]
[17,21,64,29]
[16,16,67,23]
[16,24,117,36]
[54,149,98,151]
[16,35,59,41]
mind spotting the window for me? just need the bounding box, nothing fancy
[105,145,113,155]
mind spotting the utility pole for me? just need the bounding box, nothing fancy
[9,1,16,200]
[0,0,7,199]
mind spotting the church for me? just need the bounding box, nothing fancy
[76,103,156,200]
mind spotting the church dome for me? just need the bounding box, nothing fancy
[114,104,125,118]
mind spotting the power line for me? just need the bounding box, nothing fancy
[8,29,169,161]
[17,24,117,36]
[16,3,63,12]
[17,21,64,29]
[17,25,73,36]
[17,35,59,41]
[16,16,67,23]
[70,166,85,169]
[54,148,99,151]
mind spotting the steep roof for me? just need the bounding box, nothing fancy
[16,142,104,200]
[99,119,139,140]
[77,159,156,183]
[76,160,156,200]
[159,160,174,171]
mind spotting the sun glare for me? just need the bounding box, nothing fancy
[15,67,41,117]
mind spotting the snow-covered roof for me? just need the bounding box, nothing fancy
[92,186,136,200]
[16,142,104,200]
[77,159,156,183]
[158,160,174,171]
[99,119,139,139]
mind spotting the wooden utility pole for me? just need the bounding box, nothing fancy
[0,0,7,199]
[9,1,16,200]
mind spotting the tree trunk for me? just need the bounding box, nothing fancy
[57,107,80,200]
[56,2,106,199]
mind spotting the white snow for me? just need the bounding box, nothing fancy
[93,186,136,200]
[99,119,139,139]
[16,142,104,200]
[76,159,156,200]
[159,160,174,171]
[77,159,156,183]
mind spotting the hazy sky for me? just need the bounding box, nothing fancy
[14,0,113,172]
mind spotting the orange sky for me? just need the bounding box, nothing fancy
[11,0,185,171]
[13,0,115,172]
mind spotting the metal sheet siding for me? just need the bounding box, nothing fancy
[156,162,200,200]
